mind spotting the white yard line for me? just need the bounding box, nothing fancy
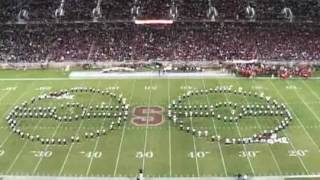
[86,81,119,176]
[268,81,310,174]
[31,122,62,175]
[302,81,320,102]
[58,80,103,176]
[6,83,49,174]
[236,80,282,174]
[201,79,228,176]
[0,85,15,103]
[216,79,256,176]
[167,78,172,176]
[142,79,153,170]
[278,81,320,150]
[0,84,20,148]
[113,80,137,176]
[293,82,320,124]
[85,117,106,176]
[301,81,320,146]
[0,131,13,148]
[31,81,72,174]
[184,79,200,176]
[283,81,320,151]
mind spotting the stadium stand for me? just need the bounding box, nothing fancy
[1,23,320,63]
[18,0,60,21]
[62,0,96,21]
[214,0,239,19]
[0,0,19,22]
[1,0,320,22]
[137,0,171,19]
[285,0,320,21]
[0,0,320,63]
[100,0,133,20]
[175,0,209,20]
[255,0,285,20]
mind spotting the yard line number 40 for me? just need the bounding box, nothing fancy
[80,151,102,159]
[188,151,210,159]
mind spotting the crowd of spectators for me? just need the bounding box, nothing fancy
[0,0,319,22]
[175,0,209,20]
[285,0,320,21]
[0,0,19,22]
[100,0,133,20]
[20,0,61,21]
[233,63,313,78]
[1,23,320,63]
[254,0,285,20]
[62,0,96,21]
[137,0,171,19]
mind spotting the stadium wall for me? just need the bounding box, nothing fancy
[0,60,319,70]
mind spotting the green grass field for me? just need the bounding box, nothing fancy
[0,69,69,78]
[0,74,320,178]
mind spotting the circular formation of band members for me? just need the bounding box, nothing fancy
[5,85,293,146]
[168,86,293,145]
[5,87,129,145]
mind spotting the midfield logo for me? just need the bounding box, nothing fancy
[131,106,164,126]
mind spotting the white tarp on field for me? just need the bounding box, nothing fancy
[69,71,234,79]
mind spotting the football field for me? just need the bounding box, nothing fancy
[0,75,320,178]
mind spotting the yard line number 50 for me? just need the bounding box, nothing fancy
[136,151,154,159]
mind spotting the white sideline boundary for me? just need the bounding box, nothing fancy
[69,71,234,79]
[0,72,320,80]
[2,174,320,180]
[40,71,320,80]
[1,70,320,81]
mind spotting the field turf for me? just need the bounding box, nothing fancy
[0,75,320,178]
[0,69,69,78]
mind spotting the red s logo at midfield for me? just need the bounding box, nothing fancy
[131,106,164,126]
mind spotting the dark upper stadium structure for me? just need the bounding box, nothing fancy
[1,1,320,179]
[0,0,320,63]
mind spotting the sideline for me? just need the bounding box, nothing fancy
[0,71,320,80]
[2,174,320,180]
